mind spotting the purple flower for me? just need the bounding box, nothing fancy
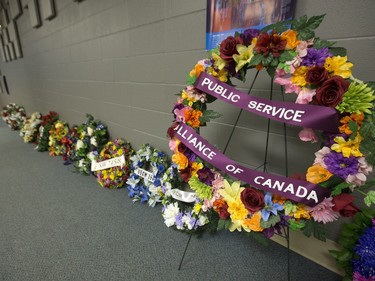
[301,47,332,66]
[175,212,184,229]
[240,29,260,45]
[197,167,215,186]
[324,152,359,179]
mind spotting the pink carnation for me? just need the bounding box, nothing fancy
[308,197,340,224]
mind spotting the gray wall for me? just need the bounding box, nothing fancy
[0,0,374,240]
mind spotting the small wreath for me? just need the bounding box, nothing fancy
[61,125,79,165]
[36,111,59,152]
[48,120,69,156]
[1,103,26,130]
[167,15,375,238]
[126,144,170,207]
[94,138,134,189]
[20,112,42,143]
[161,165,223,232]
[73,114,109,175]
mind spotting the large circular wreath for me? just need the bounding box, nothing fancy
[20,112,42,143]
[126,144,171,207]
[94,138,134,189]
[2,103,26,130]
[167,15,375,238]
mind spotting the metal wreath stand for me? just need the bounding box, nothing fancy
[178,71,293,281]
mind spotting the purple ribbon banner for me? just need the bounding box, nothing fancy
[173,122,331,207]
[195,73,340,132]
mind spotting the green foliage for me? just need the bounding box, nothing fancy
[348,120,358,140]
[318,175,344,189]
[260,19,293,33]
[328,47,347,57]
[245,231,269,247]
[292,14,326,40]
[278,50,298,63]
[248,54,263,67]
[199,109,222,124]
[359,109,375,165]
[336,81,375,114]
[188,176,213,200]
[364,190,375,207]
[313,37,336,49]
[186,73,196,85]
[329,208,375,279]
[331,181,351,196]
[303,220,326,242]
[260,215,280,228]
[217,219,231,231]
[288,219,305,230]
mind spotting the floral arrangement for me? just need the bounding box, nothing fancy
[126,144,170,207]
[94,138,134,189]
[48,120,69,156]
[73,114,109,175]
[36,111,59,152]
[330,209,375,281]
[61,125,79,165]
[20,112,42,143]
[166,14,375,239]
[1,103,26,130]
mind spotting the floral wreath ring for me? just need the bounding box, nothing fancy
[94,138,134,189]
[126,144,172,207]
[167,15,375,237]
[1,103,26,130]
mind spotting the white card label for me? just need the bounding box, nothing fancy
[166,189,197,203]
[135,168,155,182]
[91,155,125,171]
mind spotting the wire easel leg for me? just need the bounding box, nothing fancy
[177,71,260,270]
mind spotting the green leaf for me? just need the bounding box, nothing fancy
[365,81,375,91]
[278,50,297,63]
[292,14,326,40]
[348,120,358,140]
[318,175,344,189]
[289,219,305,230]
[186,73,196,85]
[249,54,263,66]
[217,219,231,231]
[364,190,375,207]
[260,19,293,33]
[328,47,347,57]
[199,109,222,123]
[260,215,280,228]
[303,220,326,241]
[313,37,336,48]
[245,231,269,247]
[261,54,274,66]
[337,249,353,263]
[266,67,276,78]
[331,181,351,196]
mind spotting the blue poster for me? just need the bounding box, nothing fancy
[206,0,296,50]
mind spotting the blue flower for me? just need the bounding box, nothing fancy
[157,164,165,173]
[153,179,161,187]
[261,193,284,221]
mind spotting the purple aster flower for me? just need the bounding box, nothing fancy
[240,29,260,45]
[197,167,215,186]
[175,212,184,229]
[301,47,332,66]
[324,152,359,179]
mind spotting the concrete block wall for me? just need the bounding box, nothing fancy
[0,0,374,243]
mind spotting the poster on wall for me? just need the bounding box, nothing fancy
[206,0,296,50]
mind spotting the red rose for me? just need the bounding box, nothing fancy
[218,204,230,220]
[314,76,349,107]
[305,66,328,85]
[332,193,359,217]
[240,187,265,213]
[219,36,238,60]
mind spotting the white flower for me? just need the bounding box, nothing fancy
[78,159,85,167]
[162,202,179,227]
[76,140,84,150]
[87,152,96,161]
[182,214,194,230]
[126,177,140,188]
[87,127,94,136]
[90,137,97,146]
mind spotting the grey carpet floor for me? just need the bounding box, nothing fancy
[0,121,342,281]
